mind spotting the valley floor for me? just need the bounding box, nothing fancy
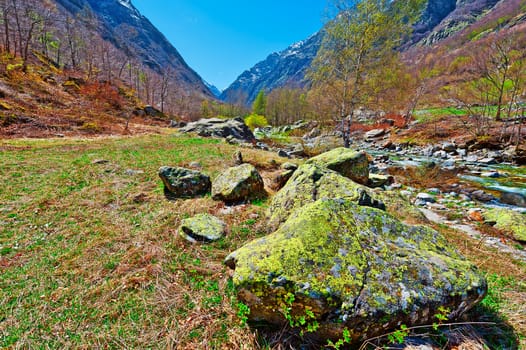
[0,131,524,349]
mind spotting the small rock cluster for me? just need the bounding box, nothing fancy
[158,159,266,244]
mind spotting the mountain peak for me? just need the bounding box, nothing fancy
[221,0,520,105]
[220,31,323,105]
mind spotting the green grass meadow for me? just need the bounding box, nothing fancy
[0,133,271,349]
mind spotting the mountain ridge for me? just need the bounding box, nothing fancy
[222,0,523,105]
[54,0,214,97]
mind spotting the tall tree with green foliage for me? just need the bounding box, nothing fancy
[252,90,267,115]
[308,0,425,147]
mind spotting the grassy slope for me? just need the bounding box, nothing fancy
[0,133,524,349]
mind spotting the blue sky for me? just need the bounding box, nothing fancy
[132,1,328,90]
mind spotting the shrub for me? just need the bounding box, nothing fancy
[80,82,124,109]
[244,114,268,130]
[80,122,101,133]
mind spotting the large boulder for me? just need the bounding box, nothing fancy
[225,199,487,345]
[179,214,226,243]
[158,166,211,199]
[306,147,369,185]
[266,163,384,232]
[483,208,526,242]
[212,164,266,203]
[179,117,255,142]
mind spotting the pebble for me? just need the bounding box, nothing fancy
[189,161,202,169]
[92,159,110,164]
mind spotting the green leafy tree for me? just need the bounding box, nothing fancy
[308,0,425,147]
[252,90,267,116]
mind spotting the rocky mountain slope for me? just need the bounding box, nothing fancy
[220,32,323,105]
[54,0,213,97]
[223,0,524,105]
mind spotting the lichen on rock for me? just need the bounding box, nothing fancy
[158,166,211,199]
[179,213,226,243]
[226,199,487,345]
[483,208,526,242]
[306,147,370,185]
[266,163,384,232]
[212,163,266,204]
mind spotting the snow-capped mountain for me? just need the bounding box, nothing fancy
[203,80,222,98]
[220,32,323,105]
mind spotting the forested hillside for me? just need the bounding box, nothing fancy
[0,0,215,137]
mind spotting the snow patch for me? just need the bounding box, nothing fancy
[117,0,141,20]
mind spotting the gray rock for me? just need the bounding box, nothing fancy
[470,190,496,202]
[225,135,240,145]
[442,159,456,168]
[400,190,413,198]
[368,174,394,188]
[233,151,243,165]
[441,142,456,152]
[180,117,255,142]
[459,194,472,201]
[125,169,144,176]
[159,166,211,199]
[256,142,270,151]
[303,127,321,139]
[365,128,387,140]
[422,146,435,157]
[306,147,370,185]
[225,199,486,345]
[212,164,266,203]
[433,150,448,159]
[277,149,289,158]
[281,162,298,171]
[287,143,306,157]
[143,105,164,117]
[179,214,226,243]
[478,157,497,165]
[481,171,501,178]
[500,192,526,208]
[415,193,436,206]
[426,188,441,195]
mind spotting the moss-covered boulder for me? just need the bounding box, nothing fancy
[266,164,384,232]
[212,164,266,203]
[159,166,211,199]
[225,199,486,345]
[483,208,526,242]
[179,214,226,243]
[306,147,369,185]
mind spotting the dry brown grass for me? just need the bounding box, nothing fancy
[387,163,462,191]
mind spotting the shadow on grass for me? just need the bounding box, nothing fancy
[250,305,520,350]
[466,303,521,350]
